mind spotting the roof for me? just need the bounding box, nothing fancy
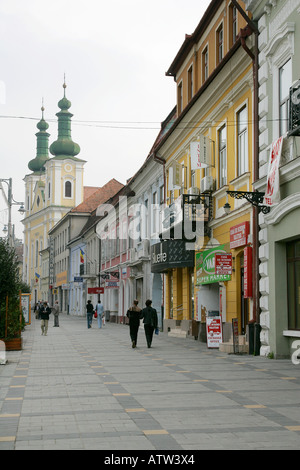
[71,179,124,213]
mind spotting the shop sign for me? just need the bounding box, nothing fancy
[121,267,130,280]
[264,136,283,206]
[206,316,222,348]
[151,239,194,273]
[244,246,253,298]
[105,281,119,289]
[230,221,250,249]
[196,245,231,285]
[88,287,104,294]
[56,270,68,287]
[215,254,232,275]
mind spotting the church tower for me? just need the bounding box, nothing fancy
[22,82,86,304]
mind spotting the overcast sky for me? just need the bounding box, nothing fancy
[0,0,211,239]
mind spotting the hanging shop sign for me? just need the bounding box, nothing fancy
[230,221,250,249]
[88,287,104,294]
[196,244,231,285]
[215,254,232,275]
[244,246,253,298]
[263,136,283,206]
[206,316,223,348]
[190,135,211,170]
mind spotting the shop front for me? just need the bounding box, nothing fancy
[151,239,194,335]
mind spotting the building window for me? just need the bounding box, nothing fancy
[237,106,248,176]
[229,3,237,47]
[279,58,292,136]
[217,23,224,64]
[218,125,227,187]
[65,181,72,198]
[177,82,183,115]
[202,46,208,82]
[188,65,193,101]
[287,240,300,330]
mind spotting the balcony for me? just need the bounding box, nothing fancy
[79,262,98,279]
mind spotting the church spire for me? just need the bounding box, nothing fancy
[49,79,80,159]
[28,101,50,172]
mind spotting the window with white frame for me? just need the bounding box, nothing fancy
[218,125,227,187]
[279,58,292,136]
[237,106,248,176]
[216,23,224,64]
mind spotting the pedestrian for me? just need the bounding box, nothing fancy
[86,300,94,328]
[126,300,142,348]
[140,299,158,348]
[52,301,60,327]
[40,301,51,336]
[95,300,104,329]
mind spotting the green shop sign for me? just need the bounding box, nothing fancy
[196,244,231,285]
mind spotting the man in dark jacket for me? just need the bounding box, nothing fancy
[127,300,142,348]
[141,299,158,348]
[40,302,51,336]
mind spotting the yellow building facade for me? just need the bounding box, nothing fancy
[22,83,86,305]
[153,1,256,343]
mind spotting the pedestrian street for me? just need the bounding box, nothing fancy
[1,314,300,451]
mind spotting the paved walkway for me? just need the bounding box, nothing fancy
[1,314,300,451]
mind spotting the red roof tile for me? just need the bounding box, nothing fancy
[71,179,124,213]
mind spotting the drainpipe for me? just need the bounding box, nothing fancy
[231,1,260,327]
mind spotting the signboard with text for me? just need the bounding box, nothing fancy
[196,245,231,285]
[230,221,250,249]
[215,254,232,275]
[88,287,104,294]
[244,246,253,298]
[206,316,223,348]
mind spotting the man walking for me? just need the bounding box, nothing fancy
[40,302,51,336]
[52,301,60,327]
[86,300,94,329]
[140,299,158,348]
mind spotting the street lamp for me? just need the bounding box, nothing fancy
[0,178,25,246]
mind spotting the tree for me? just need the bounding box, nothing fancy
[0,239,28,338]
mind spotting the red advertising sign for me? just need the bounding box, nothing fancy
[87,287,104,294]
[230,221,250,249]
[206,316,223,348]
[244,246,253,298]
[264,136,283,206]
[215,254,232,275]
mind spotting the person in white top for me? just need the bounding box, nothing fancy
[96,300,104,329]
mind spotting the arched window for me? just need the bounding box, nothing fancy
[65,181,72,198]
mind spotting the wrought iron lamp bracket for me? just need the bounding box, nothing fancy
[226,190,270,214]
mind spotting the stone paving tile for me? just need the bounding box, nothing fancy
[1,315,300,451]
